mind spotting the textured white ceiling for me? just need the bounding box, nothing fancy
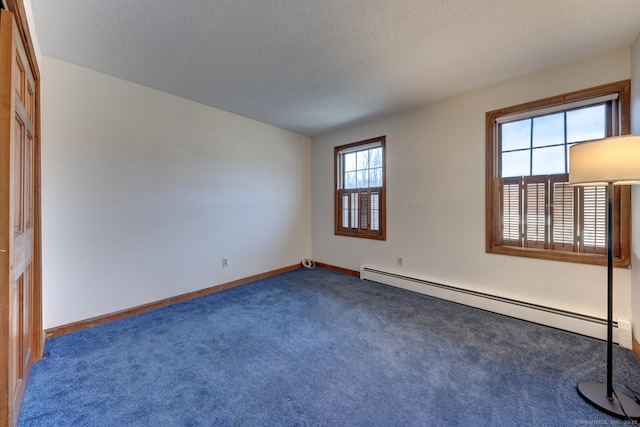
[31,0,640,136]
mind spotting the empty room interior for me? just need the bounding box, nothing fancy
[4,0,640,425]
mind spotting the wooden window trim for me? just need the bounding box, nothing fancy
[485,80,631,267]
[334,136,386,240]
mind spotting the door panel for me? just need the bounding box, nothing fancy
[13,117,23,235]
[1,7,41,426]
[9,274,23,398]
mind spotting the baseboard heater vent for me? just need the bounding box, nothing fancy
[361,266,632,348]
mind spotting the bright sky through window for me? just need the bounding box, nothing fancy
[342,147,383,189]
[501,105,605,178]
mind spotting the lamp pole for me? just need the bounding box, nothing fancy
[572,135,640,420]
[606,181,613,401]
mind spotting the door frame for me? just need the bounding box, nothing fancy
[0,0,42,425]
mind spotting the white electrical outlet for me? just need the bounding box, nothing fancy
[222,257,229,267]
[397,257,403,266]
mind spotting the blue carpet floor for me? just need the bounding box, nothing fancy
[18,268,640,426]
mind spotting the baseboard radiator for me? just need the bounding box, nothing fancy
[360,266,633,349]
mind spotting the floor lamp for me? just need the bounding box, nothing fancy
[569,134,640,420]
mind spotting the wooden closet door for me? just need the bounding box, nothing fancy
[1,7,41,426]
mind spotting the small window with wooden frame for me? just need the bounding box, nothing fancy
[335,136,386,240]
[486,80,631,267]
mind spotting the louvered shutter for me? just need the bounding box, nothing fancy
[338,188,384,236]
[370,190,380,231]
[524,177,547,249]
[350,192,359,229]
[580,186,606,254]
[359,190,369,230]
[341,193,349,228]
[500,177,521,245]
[550,175,576,252]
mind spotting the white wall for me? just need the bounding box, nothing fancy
[631,34,640,345]
[312,47,633,328]
[41,57,312,329]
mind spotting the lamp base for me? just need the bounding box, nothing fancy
[578,382,640,420]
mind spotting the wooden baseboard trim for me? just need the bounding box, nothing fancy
[633,334,640,360]
[45,264,302,340]
[314,262,360,278]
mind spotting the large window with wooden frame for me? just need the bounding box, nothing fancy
[335,136,386,240]
[486,81,631,267]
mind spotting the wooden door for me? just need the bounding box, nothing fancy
[1,6,42,427]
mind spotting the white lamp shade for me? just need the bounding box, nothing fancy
[569,134,640,186]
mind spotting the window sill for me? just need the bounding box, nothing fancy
[335,230,386,241]
[486,244,630,268]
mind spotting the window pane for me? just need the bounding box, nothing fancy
[369,147,382,168]
[502,150,530,177]
[369,167,382,187]
[343,152,356,172]
[567,105,605,143]
[356,150,369,170]
[356,170,368,188]
[344,171,356,189]
[532,145,565,175]
[501,120,531,151]
[532,113,564,147]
